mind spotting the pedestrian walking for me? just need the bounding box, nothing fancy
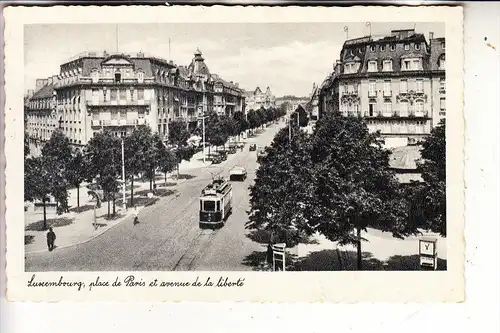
[46,227,56,252]
[133,206,139,225]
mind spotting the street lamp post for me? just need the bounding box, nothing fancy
[202,113,206,164]
[121,138,126,211]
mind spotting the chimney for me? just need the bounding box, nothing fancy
[27,89,34,98]
[103,50,109,57]
[429,31,434,41]
[47,77,53,85]
[52,75,58,84]
[137,52,144,57]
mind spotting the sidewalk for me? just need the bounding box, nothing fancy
[292,229,447,271]
[24,147,216,254]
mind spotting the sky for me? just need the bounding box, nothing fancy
[24,22,444,97]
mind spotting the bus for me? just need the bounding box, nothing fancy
[199,177,233,229]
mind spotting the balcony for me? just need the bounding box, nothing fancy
[91,119,144,127]
[86,99,151,107]
[343,90,358,96]
[383,90,392,97]
[368,91,377,97]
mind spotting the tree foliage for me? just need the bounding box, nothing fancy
[65,149,88,207]
[247,128,316,246]
[413,119,446,236]
[168,120,190,147]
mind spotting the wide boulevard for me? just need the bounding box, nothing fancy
[25,121,285,271]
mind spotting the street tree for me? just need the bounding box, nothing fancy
[157,139,177,185]
[25,157,52,230]
[247,110,259,134]
[247,128,317,247]
[232,111,248,140]
[168,120,191,147]
[85,130,121,218]
[414,119,446,236]
[292,105,309,127]
[256,107,266,129]
[65,149,88,208]
[24,132,30,157]
[124,126,152,206]
[41,130,72,214]
[310,112,410,270]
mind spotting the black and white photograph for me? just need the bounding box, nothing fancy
[4,5,464,302]
[22,21,448,272]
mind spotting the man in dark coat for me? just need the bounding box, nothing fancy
[46,227,56,251]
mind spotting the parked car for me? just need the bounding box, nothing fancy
[249,144,257,151]
[229,166,247,181]
[210,154,223,164]
[257,147,266,157]
[228,146,237,154]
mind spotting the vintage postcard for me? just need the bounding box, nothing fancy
[4,5,464,302]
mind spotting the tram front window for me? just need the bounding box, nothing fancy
[203,200,216,212]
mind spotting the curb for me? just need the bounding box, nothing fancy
[25,195,173,255]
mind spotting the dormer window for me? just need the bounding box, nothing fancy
[401,58,422,71]
[441,42,445,49]
[137,71,144,83]
[368,61,377,72]
[438,54,446,70]
[390,44,396,51]
[370,45,376,52]
[381,45,386,51]
[344,62,359,74]
[383,60,393,71]
[91,69,99,83]
[415,43,421,50]
[115,72,121,83]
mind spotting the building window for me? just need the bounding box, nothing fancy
[383,102,392,116]
[380,45,386,51]
[368,81,376,97]
[383,60,392,72]
[400,101,408,116]
[416,79,424,93]
[110,89,118,100]
[368,61,377,72]
[402,58,421,71]
[91,70,99,83]
[92,89,99,104]
[383,80,391,96]
[404,44,410,50]
[115,72,121,83]
[402,59,411,71]
[138,71,144,83]
[137,89,144,100]
[390,44,396,51]
[138,109,145,119]
[415,43,421,50]
[370,45,376,52]
[412,59,421,70]
[440,97,446,112]
[442,42,445,49]
[440,78,446,91]
[415,100,424,115]
[119,89,126,100]
[111,111,118,120]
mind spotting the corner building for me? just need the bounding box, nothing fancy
[26,49,245,151]
[320,29,446,146]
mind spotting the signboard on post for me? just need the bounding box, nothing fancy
[272,243,286,272]
[419,237,438,270]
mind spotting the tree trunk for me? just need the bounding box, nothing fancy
[357,226,362,270]
[107,200,110,219]
[164,172,167,186]
[130,177,134,207]
[76,185,80,207]
[177,163,180,179]
[149,172,153,190]
[112,194,116,216]
[43,201,47,231]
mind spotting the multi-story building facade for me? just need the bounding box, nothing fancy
[245,86,276,111]
[307,83,320,120]
[319,29,446,146]
[25,77,58,156]
[25,49,245,152]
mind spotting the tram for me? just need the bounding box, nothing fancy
[199,177,233,229]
